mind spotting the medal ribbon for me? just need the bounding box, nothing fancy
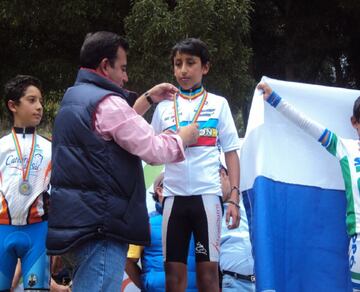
[11,128,37,182]
[174,90,208,130]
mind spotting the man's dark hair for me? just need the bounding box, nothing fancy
[170,38,210,66]
[80,31,129,69]
[353,96,360,122]
[3,75,42,115]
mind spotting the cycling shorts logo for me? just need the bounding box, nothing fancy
[195,241,208,255]
[28,273,38,287]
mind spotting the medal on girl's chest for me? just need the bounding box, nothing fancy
[11,128,37,196]
[19,180,32,196]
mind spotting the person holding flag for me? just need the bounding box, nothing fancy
[258,81,360,291]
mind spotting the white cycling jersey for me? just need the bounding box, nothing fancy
[0,129,51,225]
[151,89,239,197]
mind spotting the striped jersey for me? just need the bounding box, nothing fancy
[151,89,239,197]
[322,131,360,236]
[0,129,51,225]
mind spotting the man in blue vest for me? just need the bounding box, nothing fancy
[46,31,199,292]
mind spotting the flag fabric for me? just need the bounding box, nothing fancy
[241,76,360,292]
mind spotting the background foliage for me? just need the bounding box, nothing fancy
[125,0,253,129]
[0,0,359,135]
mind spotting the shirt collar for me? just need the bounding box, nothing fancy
[13,127,35,134]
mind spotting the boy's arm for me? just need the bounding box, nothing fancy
[133,83,178,116]
[125,258,142,288]
[125,244,143,288]
[257,82,329,145]
[224,150,240,229]
[11,259,21,291]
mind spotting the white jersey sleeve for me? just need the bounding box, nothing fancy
[217,98,240,152]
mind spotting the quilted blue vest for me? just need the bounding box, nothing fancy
[47,69,150,254]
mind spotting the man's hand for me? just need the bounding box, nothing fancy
[147,83,178,103]
[177,123,199,147]
[50,279,71,292]
[133,83,178,116]
[257,82,273,100]
[226,203,240,229]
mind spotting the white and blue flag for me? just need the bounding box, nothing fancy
[241,76,360,292]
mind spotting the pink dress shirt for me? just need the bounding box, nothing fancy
[94,95,185,165]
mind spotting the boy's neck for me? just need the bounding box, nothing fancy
[179,84,204,99]
[13,126,36,134]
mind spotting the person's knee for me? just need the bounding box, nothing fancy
[197,272,218,285]
[165,262,188,289]
[166,274,187,292]
[196,262,219,287]
[166,273,185,286]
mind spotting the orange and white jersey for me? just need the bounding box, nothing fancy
[0,129,51,225]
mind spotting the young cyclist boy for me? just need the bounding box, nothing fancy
[0,75,52,291]
[151,38,241,292]
[257,81,360,292]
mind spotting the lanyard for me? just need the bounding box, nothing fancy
[174,90,208,130]
[11,128,36,182]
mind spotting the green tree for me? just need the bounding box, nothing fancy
[338,0,360,88]
[125,0,253,134]
[251,0,360,88]
[4,0,359,134]
[0,0,131,126]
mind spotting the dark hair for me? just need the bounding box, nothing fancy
[3,75,42,116]
[353,96,360,122]
[79,31,129,69]
[151,173,164,203]
[152,191,160,203]
[152,181,163,203]
[170,38,210,65]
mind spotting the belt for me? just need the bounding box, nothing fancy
[222,270,256,283]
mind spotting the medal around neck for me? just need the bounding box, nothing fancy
[174,89,208,130]
[19,180,32,196]
[11,128,37,196]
